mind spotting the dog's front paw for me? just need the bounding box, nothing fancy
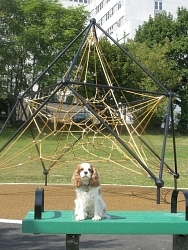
[75,215,85,221]
[92,215,101,221]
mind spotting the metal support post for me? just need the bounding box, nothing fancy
[173,235,188,250]
[66,235,81,250]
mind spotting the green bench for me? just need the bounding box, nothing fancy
[22,188,188,250]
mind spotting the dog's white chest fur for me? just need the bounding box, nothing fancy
[74,186,106,221]
[71,163,108,221]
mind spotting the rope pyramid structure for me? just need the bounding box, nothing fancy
[0,19,179,203]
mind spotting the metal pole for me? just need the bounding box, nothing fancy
[68,83,158,181]
[94,21,169,94]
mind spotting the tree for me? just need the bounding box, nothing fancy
[98,37,178,103]
[134,7,188,133]
[135,12,174,46]
[0,0,87,121]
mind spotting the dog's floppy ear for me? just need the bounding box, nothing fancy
[71,165,82,187]
[89,165,100,187]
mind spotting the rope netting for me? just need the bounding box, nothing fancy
[0,27,174,185]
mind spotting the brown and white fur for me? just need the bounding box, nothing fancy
[71,162,108,221]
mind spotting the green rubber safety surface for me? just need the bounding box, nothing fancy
[22,210,188,235]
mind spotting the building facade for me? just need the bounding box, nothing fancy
[60,0,188,42]
[60,0,88,8]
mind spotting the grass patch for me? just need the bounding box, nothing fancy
[0,127,188,188]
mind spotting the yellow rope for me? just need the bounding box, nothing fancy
[0,31,167,179]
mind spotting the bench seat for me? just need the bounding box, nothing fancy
[22,210,188,235]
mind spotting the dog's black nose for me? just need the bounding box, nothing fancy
[84,171,88,175]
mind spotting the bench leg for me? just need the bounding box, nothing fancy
[66,234,80,250]
[173,235,188,250]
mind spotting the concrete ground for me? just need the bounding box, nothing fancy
[0,222,172,250]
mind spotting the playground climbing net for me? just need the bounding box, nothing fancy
[0,19,178,191]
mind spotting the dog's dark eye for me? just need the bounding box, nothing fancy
[88,168,92,173]
[80,168,84,171]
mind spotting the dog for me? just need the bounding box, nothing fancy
[71,162,108,221]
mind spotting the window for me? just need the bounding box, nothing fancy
[99,2,103,10]
[116,20,120,28]
[118,1,121,10]
[106,12,110,20]
[109,8,113,16]
[155,1,162,10]
[109,25,114,34]
[96,1,104,13]
[98,19,102,25]
[96,5,99,14]
[159,1,162,10]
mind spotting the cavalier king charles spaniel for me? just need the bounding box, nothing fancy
[71,162,108,221]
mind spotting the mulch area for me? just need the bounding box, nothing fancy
[0,184,185,220]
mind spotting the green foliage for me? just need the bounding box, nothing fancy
[125,40,178,91]
[134,7,188,133]
[97,37,178,108]
[135,12,174,46]
[134,8,188,83]
[0,0,87,101]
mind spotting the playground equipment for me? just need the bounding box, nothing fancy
[0,18,180,204]
[0,18,180,203]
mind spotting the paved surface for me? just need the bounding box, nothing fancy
[0,222,172,250]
